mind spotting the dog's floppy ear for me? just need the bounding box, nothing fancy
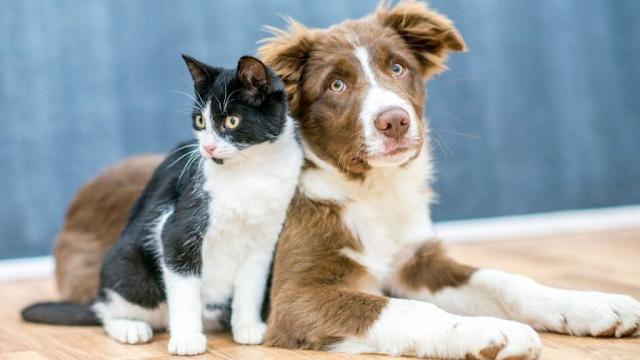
[376,0,466,79]
[258,18,316,118]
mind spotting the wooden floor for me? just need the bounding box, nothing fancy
[2,229,639,359]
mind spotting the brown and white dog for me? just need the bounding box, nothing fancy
[53,1,640,359]
[255,1,640,359]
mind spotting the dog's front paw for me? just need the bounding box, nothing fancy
[232,322,267,345]
[453,317,541,360]
[168,333,207,356]
[547,293,640,337]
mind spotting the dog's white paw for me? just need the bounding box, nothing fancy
[168,332,207,356]
[104,319,153,344]
[542,292,640,337]
[451,317,541,360]
[232,322,267,345]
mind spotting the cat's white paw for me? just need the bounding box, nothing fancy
[541,292,640,337]
[168,333,207,356]
[104,319,153,344]
[450,317,541,360]
[232,322,267,345]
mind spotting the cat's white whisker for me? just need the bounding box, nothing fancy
[211,93,223,113]
[198,158,204,173]
[179,76,206,109]
[168,149,200,168]
[222,89,241,113]
[178,151,201,184]
[169,144,199,156]
[220,82,229,114]
[166,90,202,108]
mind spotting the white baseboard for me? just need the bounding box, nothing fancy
[1,205,639,281]
[435,205,640,243]
[0,256,55,282]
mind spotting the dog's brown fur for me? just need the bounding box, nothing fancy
[54,154,162,303]
[53,0,469,348]
[49,3,638,357]
[54,1,468,347]
[260,2,461,179]
[399,241,475,292]
[259,1,467,349]
[266,192,388,349]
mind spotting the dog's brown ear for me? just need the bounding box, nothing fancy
[376,0,466,79]
[258,18,316,117]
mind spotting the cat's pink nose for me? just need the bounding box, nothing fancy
[203,145,216,155]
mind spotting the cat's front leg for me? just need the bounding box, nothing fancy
[230,245,274,345]
[163,267,207,355]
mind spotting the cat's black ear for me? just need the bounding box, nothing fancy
[182,54,220,88]
[236,56,272,102]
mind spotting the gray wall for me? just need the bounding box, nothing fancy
[1,0,639,259]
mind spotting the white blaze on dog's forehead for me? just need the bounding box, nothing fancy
[354,46,378,87]
[353,46,421,161]
[354,46,384,151]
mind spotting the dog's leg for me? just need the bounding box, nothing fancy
[391,241,640,338]
[267,288,540,359]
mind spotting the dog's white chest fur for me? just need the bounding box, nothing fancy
[301,145,436,287]
[342,166,435,284]
[342,192,433,281]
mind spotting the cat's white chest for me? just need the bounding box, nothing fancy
[198,190,286,304]
[197,136,302,305]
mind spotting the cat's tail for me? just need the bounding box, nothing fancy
[21,302,101,326]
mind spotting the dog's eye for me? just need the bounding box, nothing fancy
[392,63,405,76]
[225,115,241,129]
[329,79,346,93]
[194,115,205,129]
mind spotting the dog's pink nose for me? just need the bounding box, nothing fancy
[203,145,216,155]
[375,108,410,142]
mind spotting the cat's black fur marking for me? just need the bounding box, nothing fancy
[184,55,287,153]
[96,55,288,308]
[22,55,290,322]
[98,141,209,308]
[206,300,232,329]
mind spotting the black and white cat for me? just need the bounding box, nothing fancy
[22,55,303,355]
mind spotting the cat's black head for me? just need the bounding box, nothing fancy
[182,55,287,165]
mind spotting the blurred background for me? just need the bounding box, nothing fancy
[1,0,639,259]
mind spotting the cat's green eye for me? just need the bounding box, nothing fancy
[194,115,205,129]
[225,116,240,129]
